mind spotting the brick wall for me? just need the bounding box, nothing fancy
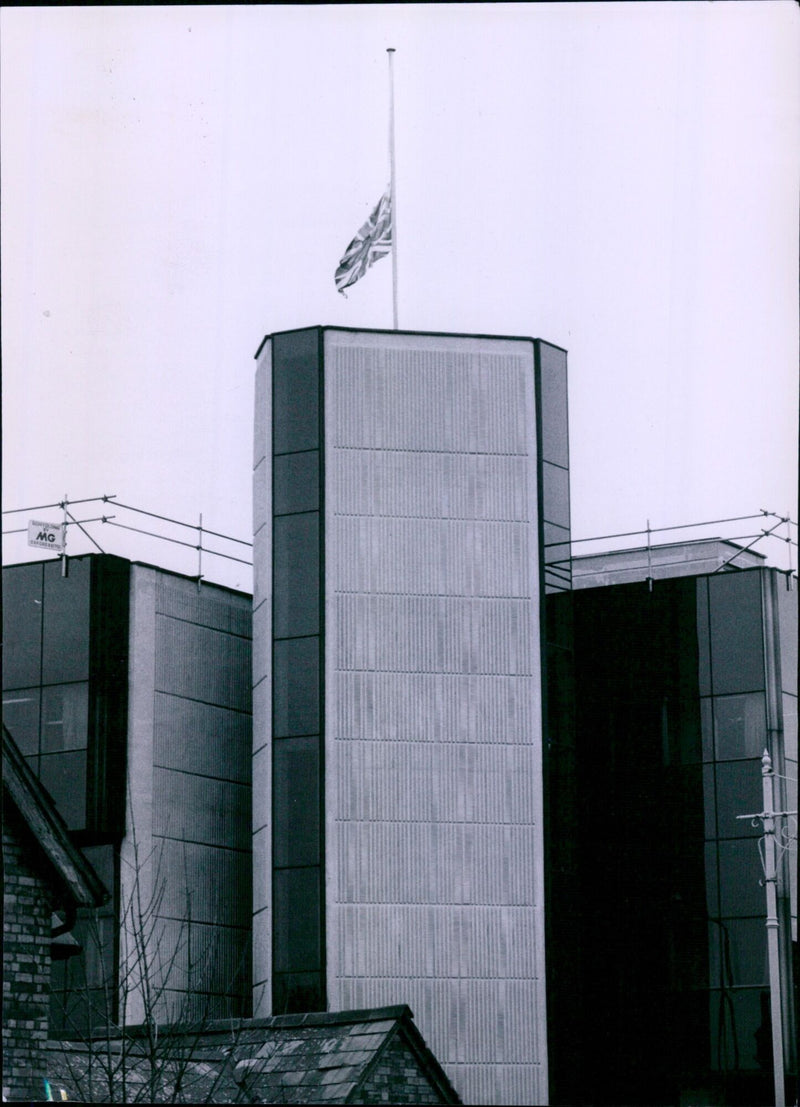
[2,805,57,1102]
[354,1033,448,1104]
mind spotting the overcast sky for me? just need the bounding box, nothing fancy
[2,2,798,589]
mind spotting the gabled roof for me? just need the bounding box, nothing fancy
[46,1006,461,1103]
[2,725,108,909]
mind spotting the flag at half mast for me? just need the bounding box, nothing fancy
[335,189,392,294]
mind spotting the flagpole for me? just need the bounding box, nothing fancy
[387,47,398,330]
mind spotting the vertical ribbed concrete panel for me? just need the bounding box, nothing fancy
[124,567,253,1024]
[322,331,547,1106]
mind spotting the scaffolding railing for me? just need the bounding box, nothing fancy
[565,510,797,576]
[2,494,252,585]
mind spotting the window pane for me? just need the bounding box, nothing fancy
[3,564,44,688]
[714,760,762,840]
[701,698,713,762]
[273,737,320,868]
[273,514,319,638]
[273,638,319,737]
[708,988,770,1072]
[41,683,89,752]
[703,765,716,840]
[273,451,319,516]
[714,694,766,761]
[273,867,321,973]
[708,572,764,695]
[39,750,87,830]
[542,461,570,530]
[718,839,764,916]
[709,918,768,988]
[272,329,320,455]
[42,558,91,684]
[704,843,719,917]
[538,342,569,468]
[2,688,40,755]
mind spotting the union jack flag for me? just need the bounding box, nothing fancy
[335,189,392,294]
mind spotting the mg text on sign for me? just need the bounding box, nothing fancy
[27,520,65,552]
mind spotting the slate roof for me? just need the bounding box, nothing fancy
[45,1006,461,1103]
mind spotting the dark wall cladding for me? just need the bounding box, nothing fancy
[273,736,320,867]
[273,451,320,516]
[273,637,320,737]
[272,513,320,638]
[270,328,325,1016]
[272,328,321,454]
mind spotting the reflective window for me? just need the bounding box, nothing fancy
[708,572,764,695]
[272,329,320,455]
[2,563,43,688]
[702,765,716,841]
[273,638,319,737]
[714,760,762,839]
[273,451,319,517]
[543,522,571,569]
[714,694,766,761]
[717,839,764,916]
[2,688,40,755]
[708,988,770,1072]
[273,513,319,639]
[542,461,570,530]
[273,867,321,974]
[538,342,569,468]
[701,698,713,762]
[708,918,768,988]
[39,750,87,830]
[41,683,89,752]
[696,580,711,697]
[273,737,320,868]
[42,558,91,684]
[704,843,719,917]
[776,580,798,695]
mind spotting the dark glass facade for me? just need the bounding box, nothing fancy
[554,568,797,1106]
[271,327,325,1015]
[3,555,130,1030]
[2,556,130,837]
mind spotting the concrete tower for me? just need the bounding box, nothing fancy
[252,326,570,1105]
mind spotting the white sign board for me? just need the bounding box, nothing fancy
[27,520,65,552]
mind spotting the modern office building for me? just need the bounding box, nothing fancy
[554,542,797,1106]
[2,554,253,1029]
[252,325,570,1106]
